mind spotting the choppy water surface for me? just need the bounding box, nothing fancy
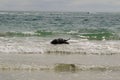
[0,11,120,80]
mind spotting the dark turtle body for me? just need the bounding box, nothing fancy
[51,38,70,44]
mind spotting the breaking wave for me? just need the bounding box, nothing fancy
[0,37,120,55]
[0,29,119,40]
[0,31,53,37]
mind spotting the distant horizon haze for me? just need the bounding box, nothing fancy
[0,0,120,12]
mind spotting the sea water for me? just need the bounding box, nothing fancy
[0,11,120,80]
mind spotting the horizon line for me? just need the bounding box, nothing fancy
[1,10,120,13]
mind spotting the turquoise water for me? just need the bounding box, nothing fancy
[0,11,120,40]
[0,11,120,80]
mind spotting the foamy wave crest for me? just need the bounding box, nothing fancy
[45,41,120,55]
[0,37,120,55]
[0,64,52,71]
[0,31,54,37]
[77,65,120,71]
[0,32,34,37]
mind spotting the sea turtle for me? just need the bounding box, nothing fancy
[51,38,70,44]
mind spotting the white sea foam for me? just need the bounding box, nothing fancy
[0,37,120,55]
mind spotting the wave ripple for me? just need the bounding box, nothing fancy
[0,37,120,55]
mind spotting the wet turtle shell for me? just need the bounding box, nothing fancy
[51,38,70,44]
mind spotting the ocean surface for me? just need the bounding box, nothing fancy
[0,11,120,80]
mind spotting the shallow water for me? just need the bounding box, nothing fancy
[0,70,120,80]
[0,37,120,80]
[0,54,120,80]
